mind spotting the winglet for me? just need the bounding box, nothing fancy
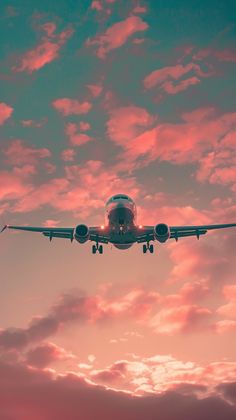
[1,225,9,233]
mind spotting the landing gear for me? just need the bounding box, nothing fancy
[92,243,103,254]
[143,243,154,254]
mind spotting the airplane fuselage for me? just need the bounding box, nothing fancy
[105,194,137,249]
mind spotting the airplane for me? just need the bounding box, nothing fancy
[1,194,236,254]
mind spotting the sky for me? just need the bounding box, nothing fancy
[0,0,236,418]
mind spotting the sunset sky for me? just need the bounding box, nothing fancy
[0,0,236,418]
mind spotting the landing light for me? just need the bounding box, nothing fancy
[100,225,105,230]
[139,225,143,229]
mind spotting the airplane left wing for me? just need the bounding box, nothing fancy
[1,224,110,244]
[1,225,75,241]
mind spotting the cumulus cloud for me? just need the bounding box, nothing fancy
[3,139,51,166]
[168,235,236,285]
[194,48,236,62]
[106,105,155,146]
[107,106,236,181]
[12,22,73,73]
[0,102,13,125]
[65,122,93,146]
[86,16,148,58]
[0,288,159,351]
[25,342,74,368]
[143,63,211,94]
[12,160,140,215]
[150,304,212,335]
[0,359,235,420]
[52,98,92,116]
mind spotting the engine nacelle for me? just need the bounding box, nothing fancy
[154,223,170,243]
[74,224,90,243]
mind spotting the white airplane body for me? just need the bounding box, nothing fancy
[1,194,236,254]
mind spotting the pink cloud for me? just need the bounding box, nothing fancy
[20,118,47,128]
[86,16,148,58]
[168,235,236,285]
[79,121,91,131]
[91,0,103,11]
[87,83,103,97]
[215,320,236,334]
[216,285,236,319]
[143,62,211,94]
[90,354,236,395]
[65,122,93,146]
[52,98,92,116]
[108,107,236,176]
[25,342,73,368]
[150,304,212,335]
[0,169,33,201]
[3,139,51,166]
[0,102,13,125]
[106,105,155,146]
[0,359,235,419]
[12,160,140,215]
[194,48,236,62]
[42,219,60,228]
[61,148,76,161]
[0,287,159,351]
[13,24,73,73]
[133,5,147,14]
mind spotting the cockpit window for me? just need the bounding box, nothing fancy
[106,194,133,205]
[114,195,128,200]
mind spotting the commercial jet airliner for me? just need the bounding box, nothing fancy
[1,194,236,254]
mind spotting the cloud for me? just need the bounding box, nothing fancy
[150,305,212,335]
[13,23,73,73]
[168,235,236,285]
[108,106,236,177]
[106,105,155,147]
[87,83,103,97]
[0,102,13,125]
[0,168,33,201]
[89,354,236,395]
[194,48,236,62]
[216,285,236,319]
[0,362,236,420]
[3,139,51,166]
[25,342,74,368]
[13,160,140,215]
[133,5,147,14]
[0,288,159,351]
[79,121,91,131]
[143,63,211,94]
[52,98,92,116]
[86,16,148,58]
[65,122,93,146]
[20,118,47,128]
[0,359,235,419]
[61,148,76,161]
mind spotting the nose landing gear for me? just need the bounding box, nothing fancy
[143,243,154,254]
[92,244,103,254]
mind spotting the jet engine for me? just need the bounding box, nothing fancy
[74,224,90,243]
[154,223,170,243]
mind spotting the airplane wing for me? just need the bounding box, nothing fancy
[135,223,236,243]
[1,225,109,244]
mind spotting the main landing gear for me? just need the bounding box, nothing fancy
[143,243,154,254]
[92,244,103,254]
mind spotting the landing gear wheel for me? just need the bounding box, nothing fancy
[149,244,154,254]
[98,245,103,254]
[92,245,97,254]
[143,244,147,254]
